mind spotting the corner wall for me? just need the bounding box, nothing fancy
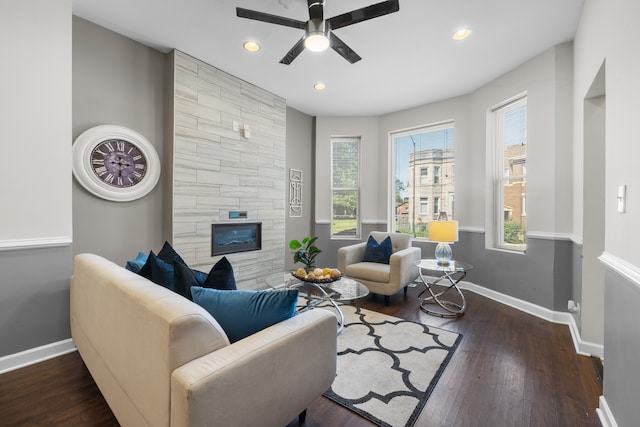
[0,0,73,357]
[316,44,575,312]
[573,0,640,425]
[72,17,167,266]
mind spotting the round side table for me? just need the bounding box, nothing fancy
[414,259,473,318]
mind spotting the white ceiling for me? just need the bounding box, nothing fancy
[72,0,584,117]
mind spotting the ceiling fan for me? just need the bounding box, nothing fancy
[236,0,400,65]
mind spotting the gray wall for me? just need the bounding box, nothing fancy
[285,107,315,271]
[0,0,73,357]
[72,17,167,266]
[603,269,640,427]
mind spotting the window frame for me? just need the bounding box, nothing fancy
[389,121,455,239]
[487,93,527,252]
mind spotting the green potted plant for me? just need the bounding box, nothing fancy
[289,236,322,270]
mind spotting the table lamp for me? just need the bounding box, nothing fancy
[428,213,459,266]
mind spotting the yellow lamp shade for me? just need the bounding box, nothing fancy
[428,220,459,243]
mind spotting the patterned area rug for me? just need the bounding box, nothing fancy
[312,303,462,427]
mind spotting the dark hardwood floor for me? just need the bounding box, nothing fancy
[0,285,602,427]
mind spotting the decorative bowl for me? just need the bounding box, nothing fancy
[290,268,342,284]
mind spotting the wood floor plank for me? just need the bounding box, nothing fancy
[0,286,602,426]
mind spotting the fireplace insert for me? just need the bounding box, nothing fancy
[211,222,262,256]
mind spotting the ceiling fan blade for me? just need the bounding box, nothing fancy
[307,0,324,21]
[328,0,399,31]
[330,33,362,64]
[280,37,306,65]
[236,7,305,29]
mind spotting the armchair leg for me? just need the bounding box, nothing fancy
[299,409,307,423]
[384,295,390,306]
[404,287,408,295]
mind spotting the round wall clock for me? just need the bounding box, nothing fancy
[72,125,161,202]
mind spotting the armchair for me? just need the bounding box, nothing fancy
[337,231,421,305]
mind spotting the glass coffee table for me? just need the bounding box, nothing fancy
[264,272,369,334]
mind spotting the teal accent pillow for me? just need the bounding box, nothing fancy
[363,235,393,264]
[191,287,299,343]
[203,256,237,290]
[125,252,148,273]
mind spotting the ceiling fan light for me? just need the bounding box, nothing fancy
[305,33,329,52]
[304,19,330,52]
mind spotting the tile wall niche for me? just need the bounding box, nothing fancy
[168,50,286,289]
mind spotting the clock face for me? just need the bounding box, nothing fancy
[72,125,161,202]
[90,139,147,188]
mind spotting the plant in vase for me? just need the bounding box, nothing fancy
[289,236,321,271]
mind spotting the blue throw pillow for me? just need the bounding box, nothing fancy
[203,256,237,290]
[174,261,208,300]
[363,235,393,264]
[191,287,299,343]
[157,241,186,266]
[139,251,186,295]
[125,252,148,273]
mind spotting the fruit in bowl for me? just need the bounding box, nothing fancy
[292,267,341,283]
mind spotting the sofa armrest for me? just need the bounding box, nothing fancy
[337,241,367,272]
[390,246,422,288]
[170,309,337,427]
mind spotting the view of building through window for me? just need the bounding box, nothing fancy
[331,137,360,238]
[497,97,527,250]
[392,123,455,238]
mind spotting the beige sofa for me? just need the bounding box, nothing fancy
[338,231,421,305]
[70,253,337,427]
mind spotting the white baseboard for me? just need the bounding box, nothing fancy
[458,281,604,358]
[0,339,76,374]
[597,396,619,427]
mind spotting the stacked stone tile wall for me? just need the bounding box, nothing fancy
[170,50,286,289]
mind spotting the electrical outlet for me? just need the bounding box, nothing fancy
[568,300,581,314]
[232,121,239,132]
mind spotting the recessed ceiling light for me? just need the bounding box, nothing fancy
[314,82,326,90]
[243,41,261,52]
[452,29,472,41]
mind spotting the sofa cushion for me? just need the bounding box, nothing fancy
[363,235,392,264]
[202,256,237,290]
[125,251,148,273]
[345,262,391,283]
[191,287,299,343]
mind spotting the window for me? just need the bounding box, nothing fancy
[391,122,455,238]
[489,95,527,251]
[331,137,360,238]
[420,197,429,214]
[420,167,429,184]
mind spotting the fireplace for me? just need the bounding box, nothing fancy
[211,222,262,256]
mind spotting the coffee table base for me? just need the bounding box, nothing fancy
[290,281,346,334]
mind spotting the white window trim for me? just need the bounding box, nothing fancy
[485,92,527,252]
[331,136,361,239]
[388,120,455,239]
